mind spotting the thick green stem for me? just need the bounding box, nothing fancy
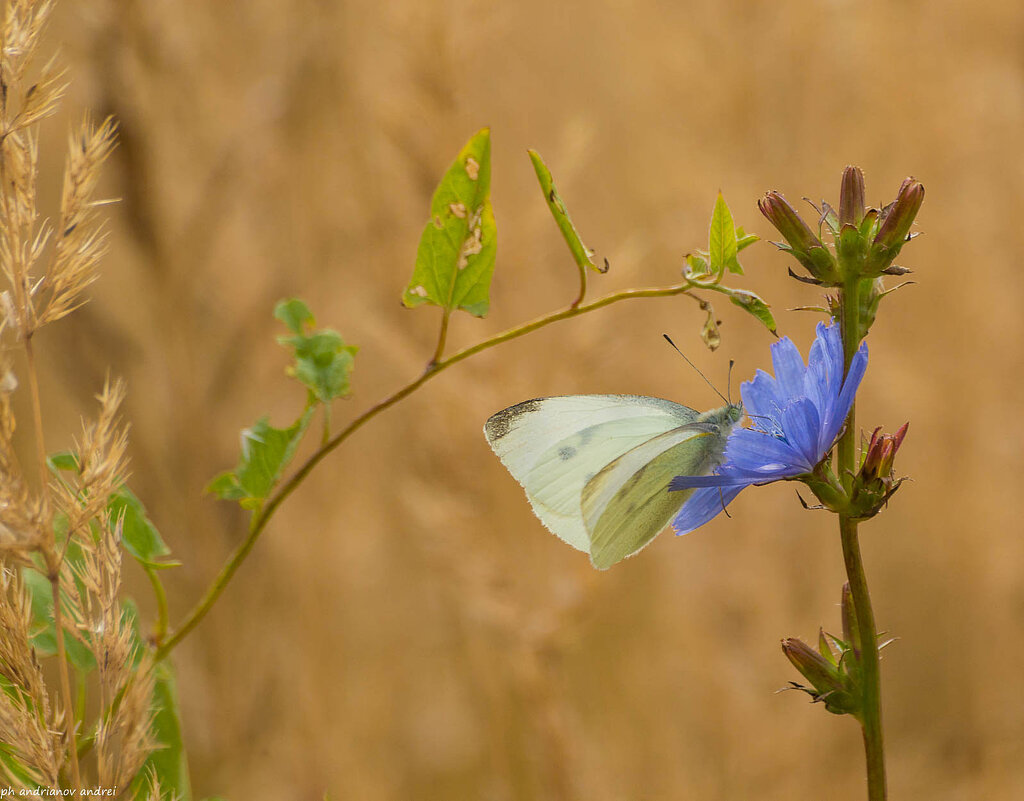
[838,278,886,801]
[840,515,885,800]
[156,282,694,660]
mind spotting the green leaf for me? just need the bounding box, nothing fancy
[275,299,358,403]
[47,450,79,473]
[528,149,601,279]
[708,192,739,275]
[273,298,314,336]
[0,732,41,789]
[207,410,314,508]
[283,333,357,403]
[133,662,192,801]
[684,252,711,280]
[402,127,497,317]
[735,226,759,253]
[726,288,777,335]
[110,487,175,568]
[22,567,97,671]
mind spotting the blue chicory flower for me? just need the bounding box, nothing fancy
[669,321,867,535]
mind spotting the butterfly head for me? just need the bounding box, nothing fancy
[696,402,745,435]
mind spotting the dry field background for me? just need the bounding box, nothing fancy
[22,0,1024,798]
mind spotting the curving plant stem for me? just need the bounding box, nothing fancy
[156,282,697,660]
[837,278,886,801]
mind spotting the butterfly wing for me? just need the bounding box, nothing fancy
[582,418,733,569]
[484,395,700,551]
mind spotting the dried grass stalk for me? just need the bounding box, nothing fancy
[0,568,60,788]
[0,0,157,790]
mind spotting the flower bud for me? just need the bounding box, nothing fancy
[866,178,924,274]
[851,423,909,518]
[781,636,859,716]
[861,423,909,483]
[758,192,839,284]
[839,166,866,227]
[758,192,820,252]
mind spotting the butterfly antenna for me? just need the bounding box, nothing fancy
[718,486,732,518]
[662,334,729,404]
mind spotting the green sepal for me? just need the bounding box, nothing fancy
[859,208,880,239]
[836,224,867,279]
[858,277,882,337]
[402,127,497,317]
[818,629,839,665]
[207,408,315,509]
[806,245,839,283]
[801,472,850,514]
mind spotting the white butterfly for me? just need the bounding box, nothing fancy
[484,395,743,569]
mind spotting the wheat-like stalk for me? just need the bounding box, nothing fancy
[0,568,61,788]
[0,0,157,793]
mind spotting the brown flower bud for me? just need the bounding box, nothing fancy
[759,192,839,283]
[871,179,924,259]
[839,166,866,227]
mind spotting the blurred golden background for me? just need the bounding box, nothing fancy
[25,0,1024,797]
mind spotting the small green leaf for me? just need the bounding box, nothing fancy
[735,226,759,253]
[528,149,601,280]
[273,298,314,336]
[709,192,739,275]
[275,299,358,402]
[402,127,497,317]
[207,410,314,507]
[726,288,777,335]
[133,662,192,801]
[206,472,242,500]
[110,487,174,568]
[47,450,79,473]
[836,223,866,267]
[279,330,358,403]
[684,252,711,280]
[22,567,52,636]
